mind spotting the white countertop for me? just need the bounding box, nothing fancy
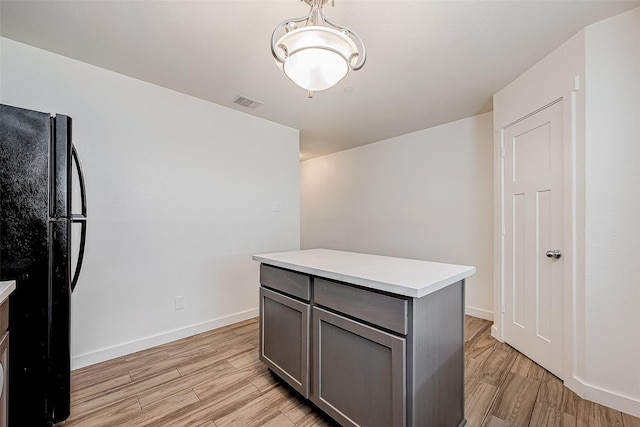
[253,249,476,298]
[0,280,16,304]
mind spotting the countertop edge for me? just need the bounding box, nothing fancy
[252,253,476,298]
[0,280,16,304]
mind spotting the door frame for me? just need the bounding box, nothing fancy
[493,75,582,384]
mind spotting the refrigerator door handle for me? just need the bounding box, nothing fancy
[70,220,86,292]
[71,145,87,292]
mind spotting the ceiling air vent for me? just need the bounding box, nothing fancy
[232,95,263,110]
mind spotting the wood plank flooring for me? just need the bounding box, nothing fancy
[65,316,640,426]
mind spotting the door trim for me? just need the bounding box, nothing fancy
[493,87,579,385]
[501,99,565,378]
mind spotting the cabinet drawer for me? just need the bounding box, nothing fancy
[314,278,408,335]
[260,264,311,301]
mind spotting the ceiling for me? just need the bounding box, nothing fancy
[1,1,638,160]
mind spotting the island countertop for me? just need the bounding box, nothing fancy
[252,248,475,298]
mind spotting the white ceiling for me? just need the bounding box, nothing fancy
[2,1,638,160]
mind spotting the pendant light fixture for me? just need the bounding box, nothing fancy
[271,0,366,98]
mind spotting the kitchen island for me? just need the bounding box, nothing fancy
[253,249,475,427]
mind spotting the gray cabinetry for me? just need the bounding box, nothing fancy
[312,306,406,427]
[260,264,311,301]
[259,268,310,398]
[258,262,466,427]
[315,277,408,335]
[260,265,311,398]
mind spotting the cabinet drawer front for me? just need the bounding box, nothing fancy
[314,278,408,335]
[312,306,406,427]
[260,287,310,398]
[260,264,311,301]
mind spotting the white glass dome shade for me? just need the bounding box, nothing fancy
[274,26,359,92]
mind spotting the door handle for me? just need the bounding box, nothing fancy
[546,250,562,259]
[71,145,87,292]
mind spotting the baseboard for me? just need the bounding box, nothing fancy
[490,325,502,342]
[566,375,640,418]
[71,308,259,370]
[465,305,494,321]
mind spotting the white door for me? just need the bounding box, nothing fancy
[503,100,564,378]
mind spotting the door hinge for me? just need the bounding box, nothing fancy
[501,224,506,236]
[502,302,506,314]
[501,147,505,158]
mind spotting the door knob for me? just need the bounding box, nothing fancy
[546,250,562,259]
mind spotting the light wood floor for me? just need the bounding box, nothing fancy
[65,316,640,427]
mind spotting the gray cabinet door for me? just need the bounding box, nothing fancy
[312,306,406,427]
[259,287,310,397]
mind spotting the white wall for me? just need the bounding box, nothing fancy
[301,113,494,319]
[0,38,300,368]
[583,6,640,412]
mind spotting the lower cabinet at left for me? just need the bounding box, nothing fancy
[259,286,310,398]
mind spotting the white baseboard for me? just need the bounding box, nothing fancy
[566,375,640,418]
[484,317,639,417]
[71,308,259,370]
[465,305,494,321]
[490,325,503,342]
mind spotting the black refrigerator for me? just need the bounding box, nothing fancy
[0,103,87,426]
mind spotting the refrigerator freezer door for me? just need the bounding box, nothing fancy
[0,104,50,279]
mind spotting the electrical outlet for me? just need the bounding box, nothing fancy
[175,295,185,310]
